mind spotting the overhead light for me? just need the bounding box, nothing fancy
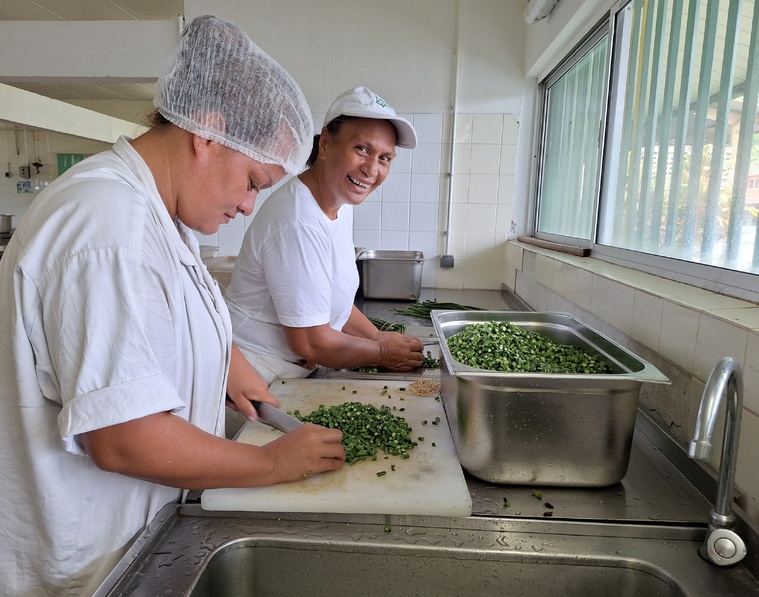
[524,0,560,24]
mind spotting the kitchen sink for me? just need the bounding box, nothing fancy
[192,540,683,596]
[95,505,759,597]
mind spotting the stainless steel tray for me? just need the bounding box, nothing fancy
[432,310,668,384]
[431,310,670,486]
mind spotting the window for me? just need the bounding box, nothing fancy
[534,0,759,299]
[536,25,610,242]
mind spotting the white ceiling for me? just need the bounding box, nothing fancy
[0,0,183,21]
[0,0,183,106]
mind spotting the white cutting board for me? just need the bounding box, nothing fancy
[201,378,472,516]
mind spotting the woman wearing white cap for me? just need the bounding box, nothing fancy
[0,16,344,595]
[226,86,424,384]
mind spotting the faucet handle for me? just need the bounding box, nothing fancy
[704,527,747,566]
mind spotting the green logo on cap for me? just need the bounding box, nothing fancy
[375,95,390,109]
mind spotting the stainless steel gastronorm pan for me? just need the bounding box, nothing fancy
[431,311,670,487]
[358,250,424,300]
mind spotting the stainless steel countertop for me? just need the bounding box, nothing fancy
[222,285,759,579]
[467,409,710,524]
[94,289,759,595]
[351,288,759,573]
[355,287,531,324]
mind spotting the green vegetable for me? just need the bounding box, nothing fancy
[377,471,387,477]
[503,498,511,507]
[295,401,415,464]
[393,299,484,320]
[446,321,612,374]
[421,351,440,368]
[532,489,543,500]
[367,316,406,334]
[384,524,392,532]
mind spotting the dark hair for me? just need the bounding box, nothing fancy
[305,115,356,167]
[306,134,321,167]
[144,108,172,129]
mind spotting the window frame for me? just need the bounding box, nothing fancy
[534,20,611,250]
[530,0,759,303]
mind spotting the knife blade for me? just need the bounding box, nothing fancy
[252,401,303,433]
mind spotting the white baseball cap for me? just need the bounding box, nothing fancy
[323,86,417,149]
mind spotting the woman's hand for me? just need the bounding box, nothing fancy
[226,344,280,422]
[376,332,424,370]
[260,423,345,482]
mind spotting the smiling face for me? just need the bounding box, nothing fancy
[178,142,286,234]
[315,117,398,214]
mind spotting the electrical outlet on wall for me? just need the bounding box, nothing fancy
[19,166,31,179]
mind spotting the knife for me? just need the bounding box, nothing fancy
[251,401,303,433]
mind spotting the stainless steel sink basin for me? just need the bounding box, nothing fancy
[193,541,682,596]
[95,505,759,596]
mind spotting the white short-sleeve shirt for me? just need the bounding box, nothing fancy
[225,176,358,363]
[0,137,231,594]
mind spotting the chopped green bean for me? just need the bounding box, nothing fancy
[446,321,612,374]
[295,401,415,464]
[422,351,440,368]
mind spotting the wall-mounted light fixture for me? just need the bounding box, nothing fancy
[524,0,560,24]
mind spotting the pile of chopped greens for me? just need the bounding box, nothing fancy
[446,321,611,374]
[293,402,415,464]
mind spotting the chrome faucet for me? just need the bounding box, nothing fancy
[688,356,747,566]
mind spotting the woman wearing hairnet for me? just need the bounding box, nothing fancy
[225,87,424,384]
[0,15,344,595]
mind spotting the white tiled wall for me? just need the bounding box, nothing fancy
[506,241,759,527]
[2,113,519,293]
[201,111,519,291]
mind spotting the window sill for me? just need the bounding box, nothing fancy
[506,239,759,383]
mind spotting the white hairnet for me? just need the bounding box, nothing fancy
[154,15,313,175]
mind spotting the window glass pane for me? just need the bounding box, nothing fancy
[537,34,609,240]
[598,0,759,274]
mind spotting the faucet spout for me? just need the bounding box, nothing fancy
[688,356,746,566]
